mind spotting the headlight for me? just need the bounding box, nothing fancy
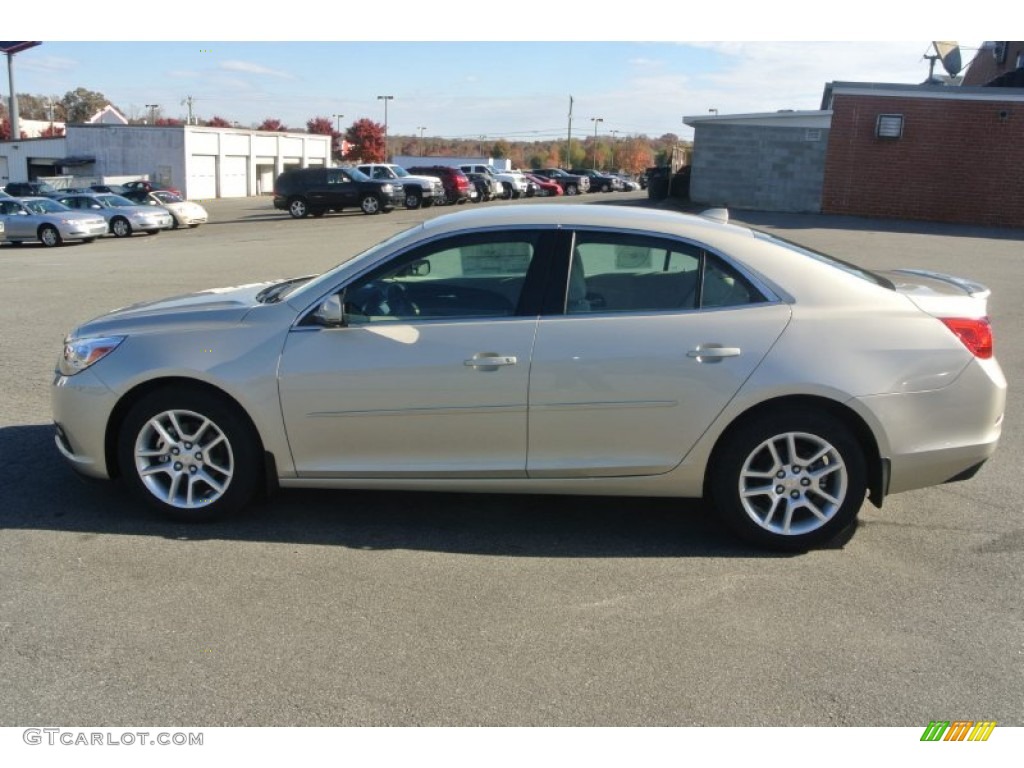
[59,335,126,376]
[381,184,394,193]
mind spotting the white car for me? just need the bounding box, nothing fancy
[145,191,209,228]
[52,205,1005,550]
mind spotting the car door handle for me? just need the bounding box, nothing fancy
[687,345,741,362]
[464,353,518,369]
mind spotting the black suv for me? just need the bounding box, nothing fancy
[569,169,622,193]
[272,166,403,218]
[3,180,63,198]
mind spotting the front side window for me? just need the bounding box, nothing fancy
[566,232,765,314]
[342,232,545,324]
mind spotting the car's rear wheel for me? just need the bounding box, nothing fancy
[111,217,132,238]
[288,198,309,218]
[404,191,422,210]
[118,387,262,522]
[565,184,578,196]
[710,409,866,551]
[39,225,63,247]
[360,195,381,215]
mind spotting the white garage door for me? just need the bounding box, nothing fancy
[187,155,217,200]
[221,155,248,198]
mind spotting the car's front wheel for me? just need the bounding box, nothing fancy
[117,387,262,522]
[111,217,132,238]
[360,194,381,214]
[565,184,578,196]
[710,409,867,551]
[404,191,422,210]
[39,225,63,247]
[288,198,309,218]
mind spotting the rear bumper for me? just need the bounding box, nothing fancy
[858,356,1006,495]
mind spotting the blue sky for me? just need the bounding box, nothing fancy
[5,5,986,141]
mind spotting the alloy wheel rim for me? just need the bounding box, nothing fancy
[134,409,234,508]
[737,431,848,536]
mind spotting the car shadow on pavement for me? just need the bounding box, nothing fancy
[0,424,822,559]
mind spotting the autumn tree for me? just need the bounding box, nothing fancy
[206,116,232,127]
[491,139,511,159]
[614,136,653,174]
[258,118,288,132]
[344,119,386,163]
[40,124,64,137]
[155,117,183,126]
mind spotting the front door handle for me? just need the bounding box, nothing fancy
[464,353,518,370]
[687,345,741,363]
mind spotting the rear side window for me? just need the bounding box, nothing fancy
[566,232,765,314]
[753,231,894,289]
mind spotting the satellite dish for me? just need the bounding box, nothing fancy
[923,41,962,84]
[934,41,962,76]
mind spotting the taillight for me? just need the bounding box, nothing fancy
[941,317,993,359]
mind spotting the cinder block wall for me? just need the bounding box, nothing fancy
[690,125,829,213]
[823,93,1024,228]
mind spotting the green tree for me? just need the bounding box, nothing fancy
[491,139,511,159]
[61,87,113,123]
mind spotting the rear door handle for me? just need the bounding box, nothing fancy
[687,345,741,362]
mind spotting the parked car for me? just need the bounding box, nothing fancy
[0,196,108,246]
[524,173,563,197]
[613,174,641,191]
[458,164,529,200]
[3,180,64,198]
[406,165,472,205]
[90,184,127,195]
[142,191,209,228]
[355,163,444,210]
[120,180,183,198]
[465,172,502,202]
[569,169,623,192]
[51,205,1005,551]
[531,168,590,195]
[272,166,402,218]
[55,193,174,237]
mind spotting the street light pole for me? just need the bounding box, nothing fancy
[590,117,604,170]
[377,95,393,161]
[146,104,159,124]
[333,113,344,133]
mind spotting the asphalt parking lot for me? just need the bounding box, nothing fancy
[1,191,1021,726]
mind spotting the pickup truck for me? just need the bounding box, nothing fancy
[458,164,529,200]
[355,163,445,209]
[531,168,590,196]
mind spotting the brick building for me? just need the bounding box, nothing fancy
[820,82,1024,228]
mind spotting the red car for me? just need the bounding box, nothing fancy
[524,173,563,197]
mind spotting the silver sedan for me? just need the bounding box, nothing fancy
[51,205,1006,550]
[55,193,173,237]
[0,196,108,246]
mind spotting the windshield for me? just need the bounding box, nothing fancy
[24,199,70,214]
[753,231,894,289]
[390,166,410,178]
[96,194,138,207]
[151,191,184,203]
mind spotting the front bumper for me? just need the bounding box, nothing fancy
[51,367,119,480]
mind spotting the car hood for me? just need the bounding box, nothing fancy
[70,281,278,337]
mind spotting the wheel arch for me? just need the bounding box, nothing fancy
[104,377,272,489]
[702,394,886,508]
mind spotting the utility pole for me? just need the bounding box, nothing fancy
[182,96,196,125]
[590,117,604,170]
[377,95,393,162]
[566,95,573,169]
[146,104,159,125]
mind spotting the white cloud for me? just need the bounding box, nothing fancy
[220,60,293,78]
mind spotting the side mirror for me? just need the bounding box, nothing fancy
[311,293,345,327]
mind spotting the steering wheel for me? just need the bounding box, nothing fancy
[356,281,419,318]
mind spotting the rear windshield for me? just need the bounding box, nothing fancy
[753,231,894,290]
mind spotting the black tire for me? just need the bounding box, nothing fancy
[404,191,422,210]
[360,194,381,215]
[565,184,578,196]
[501,183,513,200]
[421,197,434,209]
[288,198,309,218]
[39,225,63,247]
[146,229,161,235]
[170,215,180,229]
[117,386,262,522]
[111,217,132,238]
[311,208,327,218]
[709,408,867,551]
